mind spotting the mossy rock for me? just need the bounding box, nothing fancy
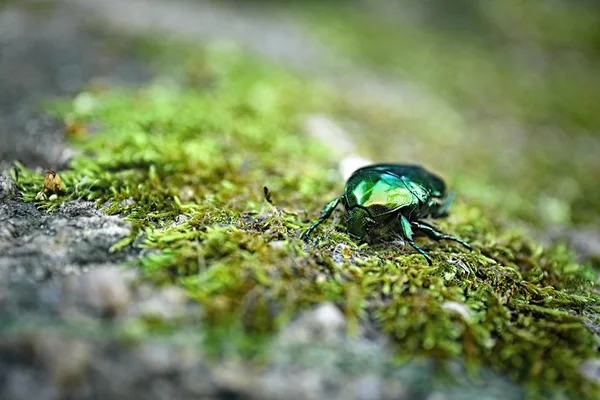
[14,41,600,399]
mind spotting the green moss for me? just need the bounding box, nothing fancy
[14,39,600,399]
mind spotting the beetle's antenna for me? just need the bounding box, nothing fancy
[263,186,273,204]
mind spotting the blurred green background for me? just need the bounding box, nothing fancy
[226,0,600,230]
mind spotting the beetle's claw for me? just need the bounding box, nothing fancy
[300,229,312,241]
[453,238,472,251]
[407,239,433,265]
[423,254,433,265]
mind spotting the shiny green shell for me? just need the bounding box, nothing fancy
[344,164,446,219]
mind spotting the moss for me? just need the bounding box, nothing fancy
[14,38,600,399]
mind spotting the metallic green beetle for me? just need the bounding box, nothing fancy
[301,164,471,264]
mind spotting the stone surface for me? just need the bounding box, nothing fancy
[0,172,17,201]
[277,302,347,345]
[129,285,191,321]
[62,266,131,316]
[0,199,133,284]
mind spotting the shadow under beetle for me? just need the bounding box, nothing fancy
[301,164,471,265]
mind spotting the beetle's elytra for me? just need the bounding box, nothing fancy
[301,164,471,264]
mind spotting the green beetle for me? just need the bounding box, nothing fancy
[301,164,471,264]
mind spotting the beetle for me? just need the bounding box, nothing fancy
[301,164,471,265]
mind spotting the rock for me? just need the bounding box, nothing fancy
[567,229,600,261]
[212,361,258,395]
[0,200,133,284]
[426,392,447,400]
[130,285,192,321]
[260,370,338,400]
[180,364,218,397]
[545,227,600,262]
[3,369,58,400]
[35,336,92,388]
[63,266,130,316]
[312,302,346,336]
[579,359,600,383]
[352,375,384,400]
[0,171,17,201]
[278,302,346,345]
[137,342,181,375]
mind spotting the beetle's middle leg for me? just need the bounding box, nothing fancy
[400,215,433,265]
[412,221,472,250]
[301,195,343,240]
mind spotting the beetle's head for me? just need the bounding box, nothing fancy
[346,207,374,240]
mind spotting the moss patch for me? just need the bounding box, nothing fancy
[14,41,600,399]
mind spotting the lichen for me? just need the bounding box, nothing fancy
[13,39,600,399]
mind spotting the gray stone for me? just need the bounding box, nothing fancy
[35,336,92,388]
[277,302,346,346]
[579,359,600,383]
[62,266,130,316]
[0,200,133,284]
[352,375,384,400]
[130,285,190,321]
[3,369,58,400]
[0,171,17,201]
[137,342,182,375]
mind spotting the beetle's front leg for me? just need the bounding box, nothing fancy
[301,195,344,240]
[412,221,472,250]
[400,215,433,265]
